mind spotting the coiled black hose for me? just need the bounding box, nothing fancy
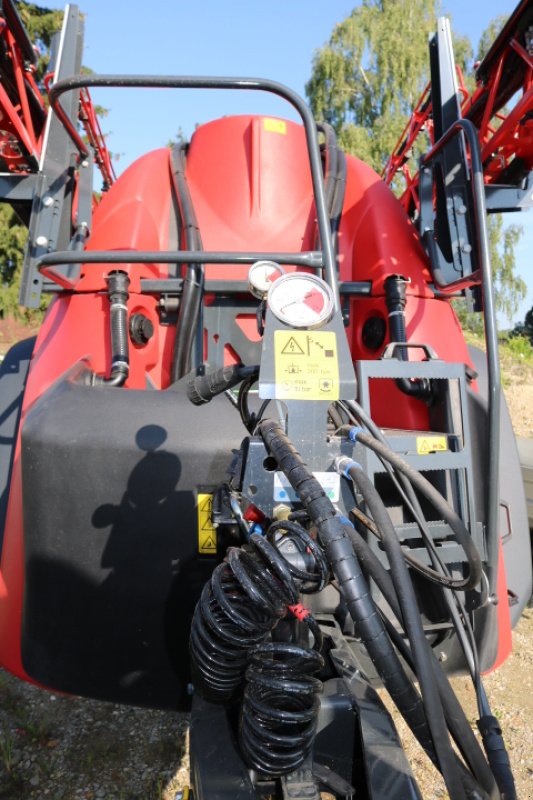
[190,526,326,704]
[92,270,130,387]
[240,643,323,777]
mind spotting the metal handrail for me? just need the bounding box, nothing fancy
[48,74,338,307]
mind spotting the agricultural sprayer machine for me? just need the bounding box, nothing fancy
[0,1,532,798]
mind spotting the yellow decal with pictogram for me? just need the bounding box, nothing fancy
[197,493,217,554]
[274,330,339,401]
[416,435,448,455]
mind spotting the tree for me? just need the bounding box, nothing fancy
[306,1,525,326]
[305,0,473,174]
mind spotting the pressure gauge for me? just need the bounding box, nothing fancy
[267,273,335,329]
[248,260,285,299]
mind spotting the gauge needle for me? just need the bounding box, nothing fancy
[280,290,316,313]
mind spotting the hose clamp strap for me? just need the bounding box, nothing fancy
[348,426,364,443]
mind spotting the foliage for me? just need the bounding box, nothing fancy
[512,306,533,344]
[503,333,533,361]
[17,2,63,81]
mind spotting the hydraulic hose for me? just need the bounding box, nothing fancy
[339,459,472,800]
[187,364,259,405]
[343,522,499,799]
[384,274,432,399]
[258,420,436,764]
[92,270,130,387]
[343,425,483,590]
[170,144,204,381]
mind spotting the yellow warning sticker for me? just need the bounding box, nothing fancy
[416,435,448,455]
[197,493,217,554]
[274,330,339,401]
[264,118,287,135]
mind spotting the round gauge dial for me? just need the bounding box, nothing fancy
[248,260,285,299]
[267,273,335,329]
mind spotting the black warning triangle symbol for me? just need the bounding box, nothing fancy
[202,535,216,550]
[199,496,212,513]
[281,337,305,355]
[201,516,214,531]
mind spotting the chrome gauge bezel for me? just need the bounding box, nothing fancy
[267,272,335,329]
[248,260,285,300]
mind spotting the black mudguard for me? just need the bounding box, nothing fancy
[20,364,246,710]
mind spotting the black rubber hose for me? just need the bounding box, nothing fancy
[170,144,204,381]
[477,716,516,800]
[343,426,483,590]
[187,364,259,405]
[344,463,472,800]
[258,420,435,762]
[384,274,432,399]
[340,399,492,719]
[92,270,130,387]
[344,523,498,799]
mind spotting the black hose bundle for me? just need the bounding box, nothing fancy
[258,421,441,766]
[342,425,483,590]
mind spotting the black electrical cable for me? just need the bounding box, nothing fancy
[342,462,467,800]
[170,144,204,381]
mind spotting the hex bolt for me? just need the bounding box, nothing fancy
[42,195,54,208]
[457,204,467,214]
[462,244,472,254]
[35,235,48,247]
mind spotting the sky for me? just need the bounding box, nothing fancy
[37,0,531,325]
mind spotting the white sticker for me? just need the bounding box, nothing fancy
[273,472,340,503]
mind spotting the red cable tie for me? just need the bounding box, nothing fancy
[287,603,310,622]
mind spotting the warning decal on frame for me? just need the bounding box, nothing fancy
[416,435,448,455]
[197,493,217,554]
[274,330,339,401]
